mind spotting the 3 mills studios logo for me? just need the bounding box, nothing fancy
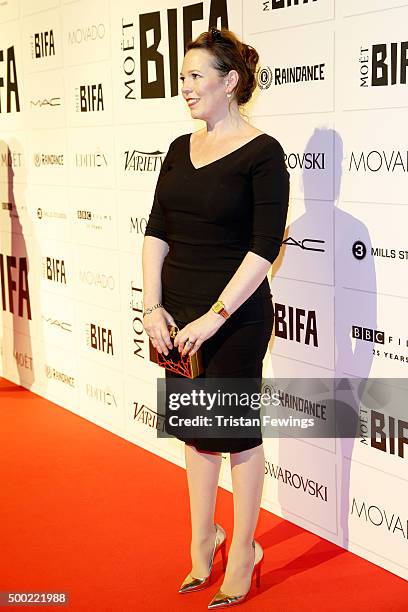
[352,239,408,262]
[359,40,408,88]
[75,83,104,112]
[0,46,20,113]
[30,30,55,59]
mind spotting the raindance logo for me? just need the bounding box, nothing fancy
[262,0,318,10]
[0,253,31,319]
[42,257,67,284]
[34,153,64,166]
[257,63,324,89]
[0,46,20,113]
[359,41,408,87]
[68,23,106,45]
[31,30,55,59]
[274,303,318,346]
[75,83,104,112]
[45,365,75,387]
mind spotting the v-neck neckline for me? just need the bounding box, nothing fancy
[187,132,267,171]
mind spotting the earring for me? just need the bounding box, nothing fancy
[226,93,232,98]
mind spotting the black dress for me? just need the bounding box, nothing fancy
[144,132,290,453]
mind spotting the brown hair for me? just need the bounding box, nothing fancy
[185,27,259,106]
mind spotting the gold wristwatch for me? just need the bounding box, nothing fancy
[211,300,230,319]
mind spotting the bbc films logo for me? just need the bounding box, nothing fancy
[359,41,408,88]
[75,83,104,112]
[257,62,325,89]
[352,325,408,364]
[30,30,55,59]
[262,0,318,11]
[352,239,408,262]
[68,23,106,45]
[76,209,112,231]
[34,153,64,167]
[0,46,20,113]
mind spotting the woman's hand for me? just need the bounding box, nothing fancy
[174,311,225,357]
[143,307,177,356]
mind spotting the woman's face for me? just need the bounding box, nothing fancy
[180,48,232,120]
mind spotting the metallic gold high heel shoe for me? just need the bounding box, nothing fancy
[207,540,263,609]
[178,524,227,594]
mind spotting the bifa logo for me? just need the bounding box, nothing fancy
[76,84,104,112]
[87,324,114,355]
[43,257,67,284]
[0,254,31,319]
[274,303,318,346]
[0,46,20,113]
[31,30,55,59]
[359,41,408,87]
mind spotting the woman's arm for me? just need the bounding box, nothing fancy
[142,235,168,309]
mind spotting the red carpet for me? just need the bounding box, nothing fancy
[1,376,407,611]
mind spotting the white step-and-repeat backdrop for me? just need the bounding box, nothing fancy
[1,0,407,581]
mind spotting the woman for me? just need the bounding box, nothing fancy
[142,27,289,608]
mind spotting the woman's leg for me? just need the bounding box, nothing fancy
[185,442,223,577]
[220,443,265,594]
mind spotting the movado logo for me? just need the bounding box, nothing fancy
[262,0,318,10]
[68,23,106,45]
[0,46,20,113]
[130,217,148,234]
[31,30,55,59]
[349,149,408,173]
[359,41,408,87]
[351,497,408,540]
[274,303,318,347]
[0,253,31,319]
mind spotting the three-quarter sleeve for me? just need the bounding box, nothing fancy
[144,139,175,242]
[249,138,290,264]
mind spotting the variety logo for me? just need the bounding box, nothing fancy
[0,46,20,113]
[124,148,164,171]
[30,97,61,108]
[257,63,325,89]
[42,257,67,284]
[352,325,408,364]
[34,153,64,166]
[75,83,104,112]
[274,303,319,346]
[262,0,318,10]
[86,323,114,355]
[31,30,55,59]
[68,23,106,45]
[86,383,117,407]
[349,150,408,173]
[359,41,408,88]
[351,497,408,539]
[133,401,166,431]
[265,461,328,501]
[0,254,31,319]
[130,282,144,359]
[282,236,326,252]
[45,364,75,387]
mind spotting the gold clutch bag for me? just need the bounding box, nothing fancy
[149,325,204,378]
